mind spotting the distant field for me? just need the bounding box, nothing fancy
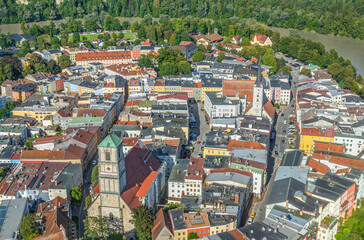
[123,32,135,40]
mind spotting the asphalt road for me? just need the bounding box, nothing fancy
[252,56,301,223]
[190,102,210,158]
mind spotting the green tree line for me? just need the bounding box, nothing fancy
[0,0,362,39]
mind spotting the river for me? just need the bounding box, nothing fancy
[267,26,364,76]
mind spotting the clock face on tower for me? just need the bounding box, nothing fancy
[105,164,112,173]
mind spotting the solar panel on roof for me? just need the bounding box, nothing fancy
[28,175,39,189]
[36,175,46,189]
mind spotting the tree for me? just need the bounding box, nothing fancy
[131,206,155,240]
[0,108,7,119]
[192,51,205,63]
[299,68,312,77]
[178,61,192,74]
[58,55,71,69]
[169,33,176,45]
[20,214,39,240]
[216,52,226,63]
[138,54,154,68]
[24,138,34,148]
[91,166,99,186]
[73,32,80,43]
[71,186,82,202]
[84,195,92,210]
[188,232,199,240]
[84,216,109,239]
[110,233,126,240]
[262,48,277,73]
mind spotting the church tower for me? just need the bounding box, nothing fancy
[97,133,126,221]
[251,57,264,116]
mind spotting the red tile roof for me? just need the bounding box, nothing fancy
[152,209,173,240]
[156,93,188,101]
[251,33,269,43]
[263,99,276,119]
[76,51,132,61]
[223,79,255,101]
[229,229,248,239]
[124,142,160,190]
[210,167,253,178]
[336,168,350,175]
[312,152,364,170]
[33,136,63,145]
[228,140,266,151]
[121,137,139,147]
[93,184,100,194]
[125,100,140,107]
[314,142,345,153]
[64,144,85,160]
[21,150,65,160]
[301,128,335,138]
[307,158,330,174]
[234,57,246,62]
[76,108,106,117]
[56,109,67,117]
[179,41,193,46]
[135,171,158,198]
[185,158,204,180]
[121,185,142,209]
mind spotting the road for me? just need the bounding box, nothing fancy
[190,101,210,158]
[77,153,98,237]
[252,55,301,223]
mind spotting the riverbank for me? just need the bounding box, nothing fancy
[267,26,364,76]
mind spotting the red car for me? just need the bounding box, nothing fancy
[197,141,201,144]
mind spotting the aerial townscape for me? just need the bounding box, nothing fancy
[0,2,363,240]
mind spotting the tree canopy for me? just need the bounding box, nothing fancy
[131,206,155,240]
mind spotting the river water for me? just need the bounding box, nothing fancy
[267,26,364,76]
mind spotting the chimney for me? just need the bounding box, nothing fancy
[214,28,218,34]
[55,181,58,186]
[285,200,289,209]
[234,195,239,203]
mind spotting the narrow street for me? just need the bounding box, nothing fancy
[191,101,209,158]
[252,59,301,223]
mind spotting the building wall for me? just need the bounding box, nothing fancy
[210,221,236,235]
[334,135,364,156]
[203,147,228,158]
[299,135,334,155]
[168,181,185,200]
[173,229,187,240]
[185,179,202,196]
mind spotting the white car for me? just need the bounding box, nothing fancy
[92,160,97,165]
[247,217,253,225]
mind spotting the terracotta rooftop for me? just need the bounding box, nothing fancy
[251,33,269,43]
[223,79,255,101]
[121,137,139,147]
[121,185,142,209]
[76,108,106,117]
[314,142,345,153]
[135,171,158,198]
[184,212,210,228]
[210,167,253,178]
[228,140,266,151]
[307,158,330,174]
[185,158,204,180]
[34,136,63,145]
[75,51,132,61]
[312,152,364,170]
[152,209,173,240]
[156,93,188,101]
[21,150,65,160]
[301,128,335,138]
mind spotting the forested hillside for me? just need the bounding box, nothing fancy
[0,0,363,39]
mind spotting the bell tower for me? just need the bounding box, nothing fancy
[97,133,126,220]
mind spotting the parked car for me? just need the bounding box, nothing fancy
[247,217,253,225]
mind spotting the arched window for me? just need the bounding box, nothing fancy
[106,150,111,161]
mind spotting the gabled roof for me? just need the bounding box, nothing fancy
[98,133,123,148]
[152,209,173,240]
[307,158,330,174]
[228,140,266,151]
[76,108,106,117]
[135,171,158,198]
[314,142,345,153]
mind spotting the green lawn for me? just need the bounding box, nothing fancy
[123,32,135,40]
